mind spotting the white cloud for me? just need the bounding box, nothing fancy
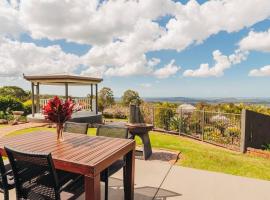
[19,0,175,45]
[0,0,23,37]
[0,37,80,77]
[18,0,270,50]
[81,19,163,77]
[239,29,270,52]
[154,60,180,79]
[79,0,270,77]
[154,0,270,51]
[249,65,270,77]
[1,0,270,79]
[183,50,248,77]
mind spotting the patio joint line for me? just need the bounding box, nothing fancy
[152,151,181,200]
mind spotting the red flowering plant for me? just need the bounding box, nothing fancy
[43,96,81,140]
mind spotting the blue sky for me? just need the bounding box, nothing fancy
[1,0,270,98]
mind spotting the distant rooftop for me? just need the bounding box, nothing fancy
[23,74,103,85]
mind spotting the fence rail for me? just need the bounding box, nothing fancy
[140,105,241,150]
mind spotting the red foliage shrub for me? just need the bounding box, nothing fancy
[43,96,79,124]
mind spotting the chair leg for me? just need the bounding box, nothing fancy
[104,169,109,200]
[4,189,9,200]
[123,166,126,198]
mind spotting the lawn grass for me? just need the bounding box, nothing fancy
[0,125,8,128]
[145,132,270,181]
[6,127,270,181]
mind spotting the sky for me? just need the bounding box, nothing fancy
[1,0,270,98]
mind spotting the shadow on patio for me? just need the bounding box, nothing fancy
[106,177,181,200]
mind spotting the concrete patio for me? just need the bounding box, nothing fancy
[5,158,270,200]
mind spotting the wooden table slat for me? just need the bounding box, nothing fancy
[0,131,134,170]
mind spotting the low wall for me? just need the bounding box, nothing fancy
[69,112,103,124]
[241,109,270,152]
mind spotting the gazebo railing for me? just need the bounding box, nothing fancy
[40,98,94,111]
[40,99,50,109]
[74,97,92,110]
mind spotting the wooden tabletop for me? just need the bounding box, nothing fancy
[0,131,135,177]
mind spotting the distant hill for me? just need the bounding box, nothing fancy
[116,97,270,105]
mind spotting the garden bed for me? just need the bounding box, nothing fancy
[246,147,270,159]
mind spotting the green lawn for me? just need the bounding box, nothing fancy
[6,127,270,181]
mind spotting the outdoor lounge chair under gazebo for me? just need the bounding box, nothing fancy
[23,74,103,124]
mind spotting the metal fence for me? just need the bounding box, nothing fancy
[140,105,241,150]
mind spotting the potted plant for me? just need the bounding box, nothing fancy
[43,96,80,141]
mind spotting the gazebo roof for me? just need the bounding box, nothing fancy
[23,74,103,85]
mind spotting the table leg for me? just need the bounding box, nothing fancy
[124,149,135,200]
[85,174,100,200]
[140,132,152,160]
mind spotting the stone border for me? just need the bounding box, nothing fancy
[246,147,270,159]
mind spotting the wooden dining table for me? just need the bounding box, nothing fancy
[0,131,136,200]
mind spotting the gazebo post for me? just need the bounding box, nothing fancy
[65,83,68,100]
[95,84,98,114]
[36,82,40,113]
[31,82,35,117]
[90,84,93,111]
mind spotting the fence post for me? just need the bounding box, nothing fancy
[240,109,247,153]
[201,109,205,141]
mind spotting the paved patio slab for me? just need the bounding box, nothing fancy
[160,166,270,200]
[3,158,270,200]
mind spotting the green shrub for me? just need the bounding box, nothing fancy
[0,111,14,121]
[103,104,128,119]
[169,116,181,131]
[262,144,270,151]
[0,96,23,114]
[203,126,231,144]
[0,86,30,102]
[225,126,241,138]
[23,100,32,115]
[103,112,114,119]
[140,103,153,124]
[155,107,174,130]
[224,126,241,145]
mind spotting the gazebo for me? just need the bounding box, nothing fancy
[176,104,196,114]
[23,74,103,123]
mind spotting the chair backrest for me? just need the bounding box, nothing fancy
[0,153,8,191]
[96,125,128,139]
[5,146,60,200]
[64,122,88,135]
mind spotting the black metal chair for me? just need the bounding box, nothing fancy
[64,122,88,135]
[5,146,84,200]
[0,154,14,200]
[96,125,130,200]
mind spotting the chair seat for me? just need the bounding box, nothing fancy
[59,172,84,200]
[100,159,125,181]
[57,170,81,186]
[0,163,15,190]
[15,169,83,200]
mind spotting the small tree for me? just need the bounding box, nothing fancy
[0,86,30,102]
[122,90,142,106]
[98,87,115,112]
